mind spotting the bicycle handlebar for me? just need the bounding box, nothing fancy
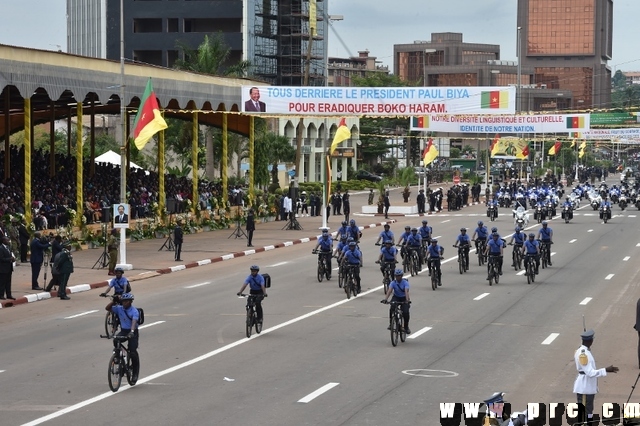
[238,293,267,298]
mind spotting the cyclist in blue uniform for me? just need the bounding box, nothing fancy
[406,228,423,266]
[484,232,504,279]
[344,241,363,294]
[522,233,540,274]
[376,240,398,276]
[313,230,333,276]
[375,223,395,245]
[337,221,349,239]
[537,221,554,266]
[382,268,411,334]
[348,219,362,242]
[100,267,131,298]
[472,220,488,252]
[105,292,140,383]
[419,220,432,243]
[453,227,471,271]
[508,226,526,267]
[237,265,267,323]
[426,238,444,283]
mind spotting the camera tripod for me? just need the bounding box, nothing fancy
[158,213,175,251]
[228,206,248,240]
[282,213,303,230]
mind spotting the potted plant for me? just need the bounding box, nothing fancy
[399,167,415,203]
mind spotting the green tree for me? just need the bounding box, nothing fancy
[261,132,295,190]
[450,147,461,159]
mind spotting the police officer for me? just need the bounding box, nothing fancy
[522,233,540,275]
[472,220,488,253]
[537,221,553,266]
[419,219,432,244]
[485,232,504,279]
[508,226,526,267]
[237,265,268,323]
[376,240,398,277]
[406,228,423,266]
[105,293,140,383]
[375,223,395,245]
[426,239,444,283]
[344,241,363,294]
[313,229,333,278]
[452,227,471,271]
[381,268,411,334]
[100,267,131,298]
[573,329,618,424]
[416,189,426,214]
[481,392,528,426]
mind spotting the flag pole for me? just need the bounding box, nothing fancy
[321,118,328,230]
[118,0,132,270]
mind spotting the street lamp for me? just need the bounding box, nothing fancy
[423,48,436,86]
[516,27,522,113]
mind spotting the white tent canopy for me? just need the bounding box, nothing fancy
[94,150,145,171]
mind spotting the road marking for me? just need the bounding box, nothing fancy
[0,370,4,373]
[516,270,526,276]
[569,239,577,243]
[64,310,98,319]
[407,326,432,339]
[473,293,490,300]
[433,235,442,240]
[270,262,288,267]
[185,281,212,289]
[636,243,640,247]
[587,229,593,233]
[580,297,592,305]
[541,333,559,345]
[630,215,637,218]
[441,220,451,223]
[139,321,165,330]
[551,252,556,256]
[298,383,340,403]
[605,274,615,280]
[624,256,631,261]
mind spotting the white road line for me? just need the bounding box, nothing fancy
[270,262,288,267]
[441,220,451,223]
[407,326,432,339]
[298,383,340,403]
[139,321,165,329]
[569,239,577,243]
[0,370,4,373]
[185,281,212,289]
[624,256,631,262]
[64,310,98,319]
[636,243,640,247]
[580,297,592,305]
[433,235,442,240]
[541,333,559,345]
[605,274,615,280]
[551,252,557,257]
[587,229,593,233]
[629,215,637,218]
[473,293,490,301]
[516,270,526,276]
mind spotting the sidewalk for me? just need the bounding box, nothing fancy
[1,188,413,309]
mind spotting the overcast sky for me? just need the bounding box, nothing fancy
[0,0,638,72]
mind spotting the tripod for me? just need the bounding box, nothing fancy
[282,212,303,230]
[228,206,248,239]
[93,225,110,269]
[158,213,175,251]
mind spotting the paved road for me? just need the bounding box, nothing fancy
[2,194,639,425]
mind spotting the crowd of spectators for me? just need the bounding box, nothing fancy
[0,146,225,230]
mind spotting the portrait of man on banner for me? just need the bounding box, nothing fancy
[113,204,130,228]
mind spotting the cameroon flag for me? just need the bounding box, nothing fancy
[548,141,562,156]
[330,118,351,155]
[132,78,168,150]
[411,116,430,129]
[490,134,500,156]
[516,142,530,160]
[423,138,439,166]
[481,91,509,109]
[566,116,585,129]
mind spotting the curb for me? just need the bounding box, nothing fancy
[0,220,395,309]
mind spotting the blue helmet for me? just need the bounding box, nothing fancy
[350,219,356,225]
[515,227,521,232]
[250,265,260,271]
[348,241,356,247]
[121,293,134,301]
[478,220,484,226]
[491,227,498,233]
[394,268,403,276]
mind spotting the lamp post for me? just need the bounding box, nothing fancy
[516,27,522,113]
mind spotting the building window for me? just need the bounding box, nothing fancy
[168,18,179,33]
[133,18,162,33]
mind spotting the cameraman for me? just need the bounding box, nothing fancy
[29,232,50,291]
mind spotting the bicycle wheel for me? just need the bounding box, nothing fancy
[245,308,253,338]
[488,264,494,286]
[399,312,407,343]
[531,264,536,283]
[345,273,352,299]
[411,253,418,276]
[459,255,464,274]
[108,353,123,392]
[495,264,500,284]
[541,251,547,269]
[255,312,262,334]
[383,276,390,295]
[516,252,522,270]
[390,310,399,347]
[526,264,532,284]
[431,270,438,291]
[351,277,359,298]
[338,267,344,288]
[105,312,118,338]
[317,262,324,282]
[125,352,137,386]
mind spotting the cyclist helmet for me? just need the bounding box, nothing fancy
[478,220,484,226]
[384,223,390,228]
[341,220,347,226]
[528,233,535,238]
[411,227,418,232]
[384,240,393,245]
[120,293,134,301]
[515,227,521,232]
[542,221,548,226]
[394,268,403,276]
[460,227,466,232]
[321,230,329,236]
[431,239,438,244]
[114,267,124,273]
[405,225,411,230]
[422,219,428,224]
[347,237,354,243]
[350,219,356,225]
[348,241,356,247]
[250,265,260,271]
[491,227,498,233]
[491,232,499,238]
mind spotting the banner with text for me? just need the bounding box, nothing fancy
[241,86,516,116]
[571,127,640,142]
[410,113,590,133]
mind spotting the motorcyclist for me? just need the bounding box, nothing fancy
[452,227,471,271]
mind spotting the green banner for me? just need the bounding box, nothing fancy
[589,113,639,126]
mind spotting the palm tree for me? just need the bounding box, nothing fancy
[259,133,295,189]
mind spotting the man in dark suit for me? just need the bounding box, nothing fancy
[17,219,30,263]
[115,205,129,224]
[0,236,15,300]
[30,232,50,290]
[173,220,183,261]
[244,87,266,112]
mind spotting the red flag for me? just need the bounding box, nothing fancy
[548,141,562,156]
[132,78,168,149]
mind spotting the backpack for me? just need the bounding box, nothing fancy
[262,273,271,288]
[125,307,145,326]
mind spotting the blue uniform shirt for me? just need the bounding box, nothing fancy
[348,225,360,240]
[378,230,394,242]
[337,241,348,252]
[487,238,502,254]
[538,227,552,241]
[427,244,442,258]
[456,234,471,245]
[390,279,409,298]
[318,236,333,251]
[108,276,130,294]
[513,232,525,245]
[344,248,362,265]
[406,233,422,247]
[419,225,432,239]
[398,231,411,244]
[380,245,398,262]
[524,239,540,254]
[244,273,266,291]
[475,226,488,239]
[112,304,139,330]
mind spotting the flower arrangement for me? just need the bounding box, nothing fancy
[67,208,77,222]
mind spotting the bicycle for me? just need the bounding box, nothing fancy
[473,239,487,266]
[100,294,121,338]
[427,257,442,290]
[454,244,469,274]
[312,250,331,282]
[406,247,421,276]
[100,334,137,392]
[382,300,409,347]
[337,258,346,288]
[524,254,536,284]
[539,241,551,269]
[487,254,500,286]
[509,243,523,271]
[240,294,266,338]
[376,260,396,295]
[343,264,360,299]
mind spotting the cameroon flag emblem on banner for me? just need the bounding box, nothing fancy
[411,116,430,129]
[481,91,509,109]
[566,116,585,129]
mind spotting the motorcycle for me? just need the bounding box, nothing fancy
[534,204,544,223]
[561,205,573,223]
[513,206,529,228]
[545,200,555,219]
[619,194,627,211]
[600,205,611,223]
[487,203,498,221]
